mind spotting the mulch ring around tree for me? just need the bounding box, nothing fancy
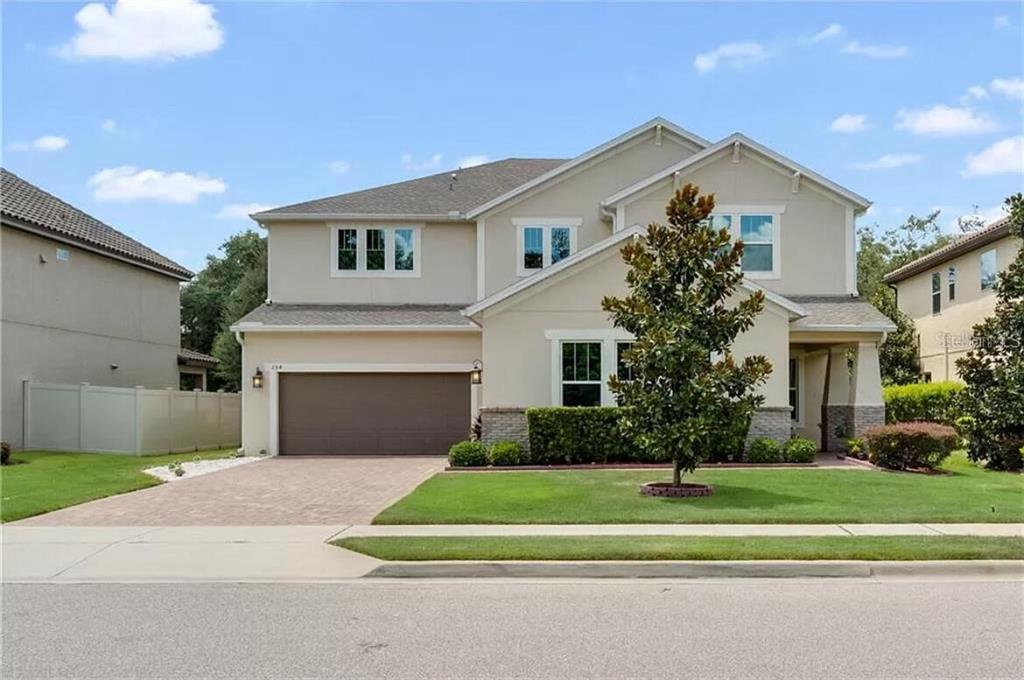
[640,481,714,497]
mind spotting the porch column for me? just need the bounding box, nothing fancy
[823,345,852,452]
[849,341,886,437]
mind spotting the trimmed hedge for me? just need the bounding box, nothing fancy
[864,421,959,471]
[527,407,643,464]
[747,438,783,464]
[883,381,963,425]
[448,440,488,467]
[783,437,817,463]
[489,441,525,466]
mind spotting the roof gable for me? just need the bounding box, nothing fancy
[1,168,192,280]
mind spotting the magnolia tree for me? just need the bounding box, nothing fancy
[956,193,1024,471]
[602,184,772,487]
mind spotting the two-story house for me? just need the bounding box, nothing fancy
[234,118,893,456]
[884,216,1018,381]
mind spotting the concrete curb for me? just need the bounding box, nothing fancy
[366,560,1024,580]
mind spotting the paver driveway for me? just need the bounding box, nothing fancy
[13,456,446,526]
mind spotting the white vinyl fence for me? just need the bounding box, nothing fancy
[23,381,241,455]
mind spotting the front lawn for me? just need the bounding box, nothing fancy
[374,454,1024,525]
[335,535,1024,561]
[0,449,234,522]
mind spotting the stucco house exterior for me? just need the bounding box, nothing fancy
[1,169,218,447]
[884,216,1018,382]
[235,118,894,456]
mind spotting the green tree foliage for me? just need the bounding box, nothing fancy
[870,287,919,386]
[602,184,772,485]
[180,231,266,390]
[955,193,1024,470]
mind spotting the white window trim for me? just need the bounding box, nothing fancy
[328,224,422,278]
[513,218,582,277]
[712,207,784,280]
[544,329,633,406]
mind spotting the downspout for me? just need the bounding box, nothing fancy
[599,202,617,232]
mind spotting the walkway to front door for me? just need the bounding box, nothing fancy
[13,456,446,526]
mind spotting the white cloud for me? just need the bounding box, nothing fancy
[854,154,923,170]
[89,166,226,203]
[994,16,1012,30]
[457,155,490,168]
[8,135,69,152]
[829,114,867,133]
[963,136,1024,177]
[990,77,1024,100]
[215,202,273,219]
[842,41,909,59]
[101,119,117,132]
[956,205,1009,229]
[694,42,766,74]
[809,23,843,43]
[895,105,998,136]
[327,160,351,174]
[963,85,988,101]
[401,153,443,172]
[60,0,223,61]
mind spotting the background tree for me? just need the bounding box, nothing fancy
[870,288,919,385]
[955,193,1024,471]
[180,231,266,390]
[602,184,772,486]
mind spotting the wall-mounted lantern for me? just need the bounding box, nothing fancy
[252,368,264,389]
[470,360,482,385]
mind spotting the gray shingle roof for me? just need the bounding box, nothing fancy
[1,168,192,279]
[233,303,477,328]
[254,158,566,218]
[788,296,896,330]
[178,348,220,366]
[883,217,1012,284]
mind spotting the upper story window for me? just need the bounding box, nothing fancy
[330,225,421,278]
[980,248,998,290]
[711,205,785,280]
[931,272,941,314]
[513,218,581,277]
[948,266,957,301]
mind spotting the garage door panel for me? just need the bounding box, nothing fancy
[279,372,470,455]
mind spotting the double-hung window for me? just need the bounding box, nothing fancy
[514,218,581,276]
[615,341,635,382]
[948,266,957,302]
[330,225,421,277]
[931,272,941,314]
[980,249,997,290]
[561,341,602,407]
[711,206,784,279]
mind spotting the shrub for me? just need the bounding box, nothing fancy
[489,441,525,467]
[783,437,817,463]
[1,441,11,466]
[883,381,963,425]
[746,438,782,464]
[448,440,488,467]
[864,422,959,471]
[845,437,867,460]
[527,407,643,465]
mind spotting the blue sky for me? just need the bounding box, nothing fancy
[4,1,1022,272]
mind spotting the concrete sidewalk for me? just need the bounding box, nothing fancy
[337,523,1024,538]
[1,525,379,582]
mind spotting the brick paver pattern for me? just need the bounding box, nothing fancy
[13,456,446,526]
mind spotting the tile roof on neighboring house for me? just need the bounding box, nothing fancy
[253,159,567,220]
[788,296,896,331]
[232,303,478,330]
[883,217,1013,284]
[1,168,192,280]
[177,348,220,367]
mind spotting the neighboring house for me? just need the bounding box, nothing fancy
[884,217,1018,382]
[0,169,219,447]
[235,117,894,456]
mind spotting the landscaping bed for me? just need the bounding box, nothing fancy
[374,453,1024,525]
[0,449,236,522]
[335,535,1024,562]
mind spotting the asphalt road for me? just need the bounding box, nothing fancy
[2,579,1022,679]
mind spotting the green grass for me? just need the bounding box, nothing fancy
[0,449,234,522]
[334,535,1024,561]
[373,454,1024,525]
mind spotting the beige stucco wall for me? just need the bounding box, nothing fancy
[266,220,476,304]
[239,330,482,454]
[893,234,1018,381]
[622,148,853,296]
[481,131,701,297]
[480,249,791,410]
[2,226,182,447]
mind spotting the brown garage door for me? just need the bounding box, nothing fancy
[278,372,470,455]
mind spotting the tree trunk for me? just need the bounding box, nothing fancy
[672,459,682,486]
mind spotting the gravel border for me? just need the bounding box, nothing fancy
[144,455,260,482]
